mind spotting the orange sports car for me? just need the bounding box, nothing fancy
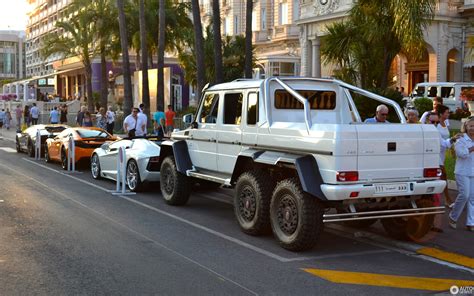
[45,127,117,169]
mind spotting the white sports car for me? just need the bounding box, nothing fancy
[90,138,161,191]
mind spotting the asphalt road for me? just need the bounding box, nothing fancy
[0,137,473,295]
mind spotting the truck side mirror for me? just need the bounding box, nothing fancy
[183,113,194,124]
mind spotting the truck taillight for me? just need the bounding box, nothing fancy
[336,171,359,182]
[424,168,442,178]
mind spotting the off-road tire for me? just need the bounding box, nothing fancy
[381,198,435,242]
[160,156,191,205]
[234,170,275,235]
[270,178,324,251]
[126,159,143,192]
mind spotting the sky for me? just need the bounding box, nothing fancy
[0,0,28,31]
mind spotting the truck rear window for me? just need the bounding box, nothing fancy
[274,90,336,110]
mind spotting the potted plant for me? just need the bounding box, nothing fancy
[460,87,474,116]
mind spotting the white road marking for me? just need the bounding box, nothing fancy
[0,147,17,153]
[5,160,257,296]
[19,158,474,274]
[21,158,389,263]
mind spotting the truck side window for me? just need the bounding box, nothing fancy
[223,93,243,125]
[198,93,219,123]
[247,92,258,125]
[441,87,453,98]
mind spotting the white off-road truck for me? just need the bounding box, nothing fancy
[158,77,446,251]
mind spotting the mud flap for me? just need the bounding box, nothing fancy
[295,155,327,200]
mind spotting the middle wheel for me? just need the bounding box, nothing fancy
[234,170,274,235]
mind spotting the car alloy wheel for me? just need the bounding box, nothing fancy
[126,160,141,191]
[91,154,101,179]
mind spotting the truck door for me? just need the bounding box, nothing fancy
[216,92,244,174]
[187,93,219,171]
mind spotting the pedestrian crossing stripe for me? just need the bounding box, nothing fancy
[303,268,474,291]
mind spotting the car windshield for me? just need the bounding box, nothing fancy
[76,129,110,139]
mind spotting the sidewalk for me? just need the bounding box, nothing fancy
[0,125,472,259]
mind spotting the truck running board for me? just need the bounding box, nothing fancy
[187,170,232,186]
[323,206,445,223]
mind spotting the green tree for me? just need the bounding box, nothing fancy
[212,0,223,84]
[190,0,206,102]
[41,9,96,112]
[244,0,253,78]
[139,0,151,120]
[322,0,436,89]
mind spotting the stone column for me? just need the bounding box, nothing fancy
[311,36,321,78]
[15,83,20,100]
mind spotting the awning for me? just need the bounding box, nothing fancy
[4,67,84,86]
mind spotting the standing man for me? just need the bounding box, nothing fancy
[76,106,86,126]
[15,105,22,131]
[30,103,40,125]
[106,106,115,135]
[50,107,59,124]
[364,105,390,123]
[0,109,5,129]
[165,104,176,136]
[153,105,166,138]
[123,107,146,138]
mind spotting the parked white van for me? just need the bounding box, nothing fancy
[408,82,474,111]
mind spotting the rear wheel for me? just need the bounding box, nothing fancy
[234,171,274,235]
[126,159,142,192]
[160,156,191,205]
[91,153,101,179]
[270,178,324,251]
[27,139,34,157]
[381,198,435,242]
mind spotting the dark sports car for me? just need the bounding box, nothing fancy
[16,124,69,157]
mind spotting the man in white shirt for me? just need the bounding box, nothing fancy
[123,107,146,138]
[30,103,40,125]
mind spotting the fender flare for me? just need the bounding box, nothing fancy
[159,140,193,174]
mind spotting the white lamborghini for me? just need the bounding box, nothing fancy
[90,138,161,191]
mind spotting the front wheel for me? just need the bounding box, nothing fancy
[160,156,191,205]
[44,148,51,163]
[270,178,324,251]
[15,137,21,153]
[91,153,101,179]
[27,139,35,157]
[61,148,68,170]
[126,159,142,192]
[381,198,435,242]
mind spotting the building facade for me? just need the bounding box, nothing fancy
[298,0,474,92]
[200,0,301,78]
[0,30,25,81]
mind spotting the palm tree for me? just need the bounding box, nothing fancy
[244,0,253,78]
[322,0,436,88]
[41,13,96,112]
[117,0,134,116]
[190,0,206,102]
[212,0,223,84]
[139,0,151,120]
[157,0,165,110]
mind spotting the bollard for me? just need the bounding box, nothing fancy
[35,129,41,160]
[64,134,81,174]
[111,146,135,195]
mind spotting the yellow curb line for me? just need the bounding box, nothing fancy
[417,247,474,269]
[303,268,474,291]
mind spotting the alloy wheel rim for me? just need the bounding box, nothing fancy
[91,155,99,178]
[127,162,138,190]
[276,194,298,235]
[163,165,174,195]
[238,185,257,222]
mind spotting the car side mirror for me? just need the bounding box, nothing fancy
[183,113,194,124]
[101,143,109,150]
[47,134,55,139]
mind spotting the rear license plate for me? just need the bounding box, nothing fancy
[375,183,408,194]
